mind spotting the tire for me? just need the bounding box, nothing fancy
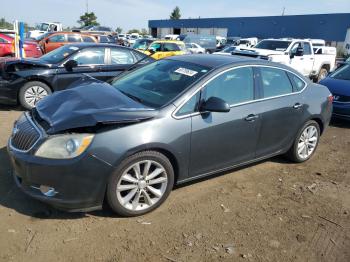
[19,81,52,110]
[285,120,320,163]
[317,68,328,82]
[106,151,174,217]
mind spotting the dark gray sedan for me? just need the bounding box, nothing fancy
[7,55,333,216]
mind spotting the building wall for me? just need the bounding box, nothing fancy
[149,13,350,42]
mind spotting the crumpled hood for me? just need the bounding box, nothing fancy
[1,58,51,73]
[35,80,156,134]
[234,47,285,57]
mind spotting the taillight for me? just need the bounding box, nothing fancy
[328,94,334,103]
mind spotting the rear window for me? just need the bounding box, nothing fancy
[260,67,293,97]
[82,36,95,42]
[67,34,82,42]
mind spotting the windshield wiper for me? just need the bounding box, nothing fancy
[119,90,144,104]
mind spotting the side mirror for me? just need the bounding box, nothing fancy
[295,47,304,56]
[45,39,49,44]
[64,60,78,72]
[148,49,156,55]
[200,97,230,113]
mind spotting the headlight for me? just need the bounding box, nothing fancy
[35,134,94,159]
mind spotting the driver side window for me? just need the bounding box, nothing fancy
[290,42,302,55]
[202,67,254,105]
[49,34,65,42]
[70,47,105,65]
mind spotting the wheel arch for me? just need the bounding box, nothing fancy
[116,144,181,184]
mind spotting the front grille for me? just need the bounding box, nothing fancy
[333,93,350,103]
[10,113,41,151]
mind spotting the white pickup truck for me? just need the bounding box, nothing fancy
[233,38,336,82]
[27,22,63,39]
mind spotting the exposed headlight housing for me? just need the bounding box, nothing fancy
[35,134,94,159]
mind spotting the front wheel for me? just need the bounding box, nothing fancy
[106,151,174,217]
[286,120,320,163]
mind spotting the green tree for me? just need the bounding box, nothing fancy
[170,6,181,20]
[127,29,141,34]
[77,12,99,27]
[115,27,123,34]
[0,17,13,29]
[141,28,148,35]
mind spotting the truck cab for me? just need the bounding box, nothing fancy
[234,38,336,82]
[27,22,63,39]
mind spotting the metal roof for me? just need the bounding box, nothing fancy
[149,13,350,41]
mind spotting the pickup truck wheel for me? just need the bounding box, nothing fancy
[317,68,328,82]
[19,81,52,110]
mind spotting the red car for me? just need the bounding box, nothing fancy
[0,33,42,58]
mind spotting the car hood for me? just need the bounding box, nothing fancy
[1,58,52,73]
[35,80,156,134]
[320,77,350,95]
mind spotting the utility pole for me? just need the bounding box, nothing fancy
[282,7,286,16]
[86,0,89,13]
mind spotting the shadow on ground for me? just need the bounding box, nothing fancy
[0,118,348,219]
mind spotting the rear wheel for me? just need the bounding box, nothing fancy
[106,151,174,217]
[286,120,320,163]
[19,81,52,110]
[317,68,328,82]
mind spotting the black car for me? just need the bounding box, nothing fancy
[0,43,154,109]
[7,55,332,216]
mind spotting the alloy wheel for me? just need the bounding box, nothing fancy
[24,86,48,107]
[297,125,319,160]
[116,160,168,211]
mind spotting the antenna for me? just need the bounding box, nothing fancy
[282,7,286,16]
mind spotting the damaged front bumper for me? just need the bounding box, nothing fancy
[7,144,113,212]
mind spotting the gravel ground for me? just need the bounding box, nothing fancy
[0,105,349,262]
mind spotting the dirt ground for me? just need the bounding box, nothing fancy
[0,105,349,262]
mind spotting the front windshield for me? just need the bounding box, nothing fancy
[222,46,236,53]
[111,60,211,108]
[330,64,350,81]
[36,23,49,31]
[255,40,292,51]
[131,35,138,39]
[40,45,79,64]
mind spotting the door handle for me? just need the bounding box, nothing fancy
[245,114,259,122]
[293,103,303,109]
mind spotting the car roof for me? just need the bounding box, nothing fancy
[167,54,261,68]
[154,40,184,44]
[63,43,144,53]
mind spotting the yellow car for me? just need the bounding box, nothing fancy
[143,40,188,60]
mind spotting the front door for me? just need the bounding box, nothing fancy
[45,34,66,53]
[189,66,261,176]
[54,47,106,90]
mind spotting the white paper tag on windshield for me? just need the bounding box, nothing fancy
[175,67,198,77]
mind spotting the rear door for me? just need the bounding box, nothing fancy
[188,66,261,176]
[253,66,305,158]
[98,47,139,81]
[54,47,106,90]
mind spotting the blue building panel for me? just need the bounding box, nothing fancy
[149,13,350,41]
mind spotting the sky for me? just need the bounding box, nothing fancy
[0,0,349,31]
